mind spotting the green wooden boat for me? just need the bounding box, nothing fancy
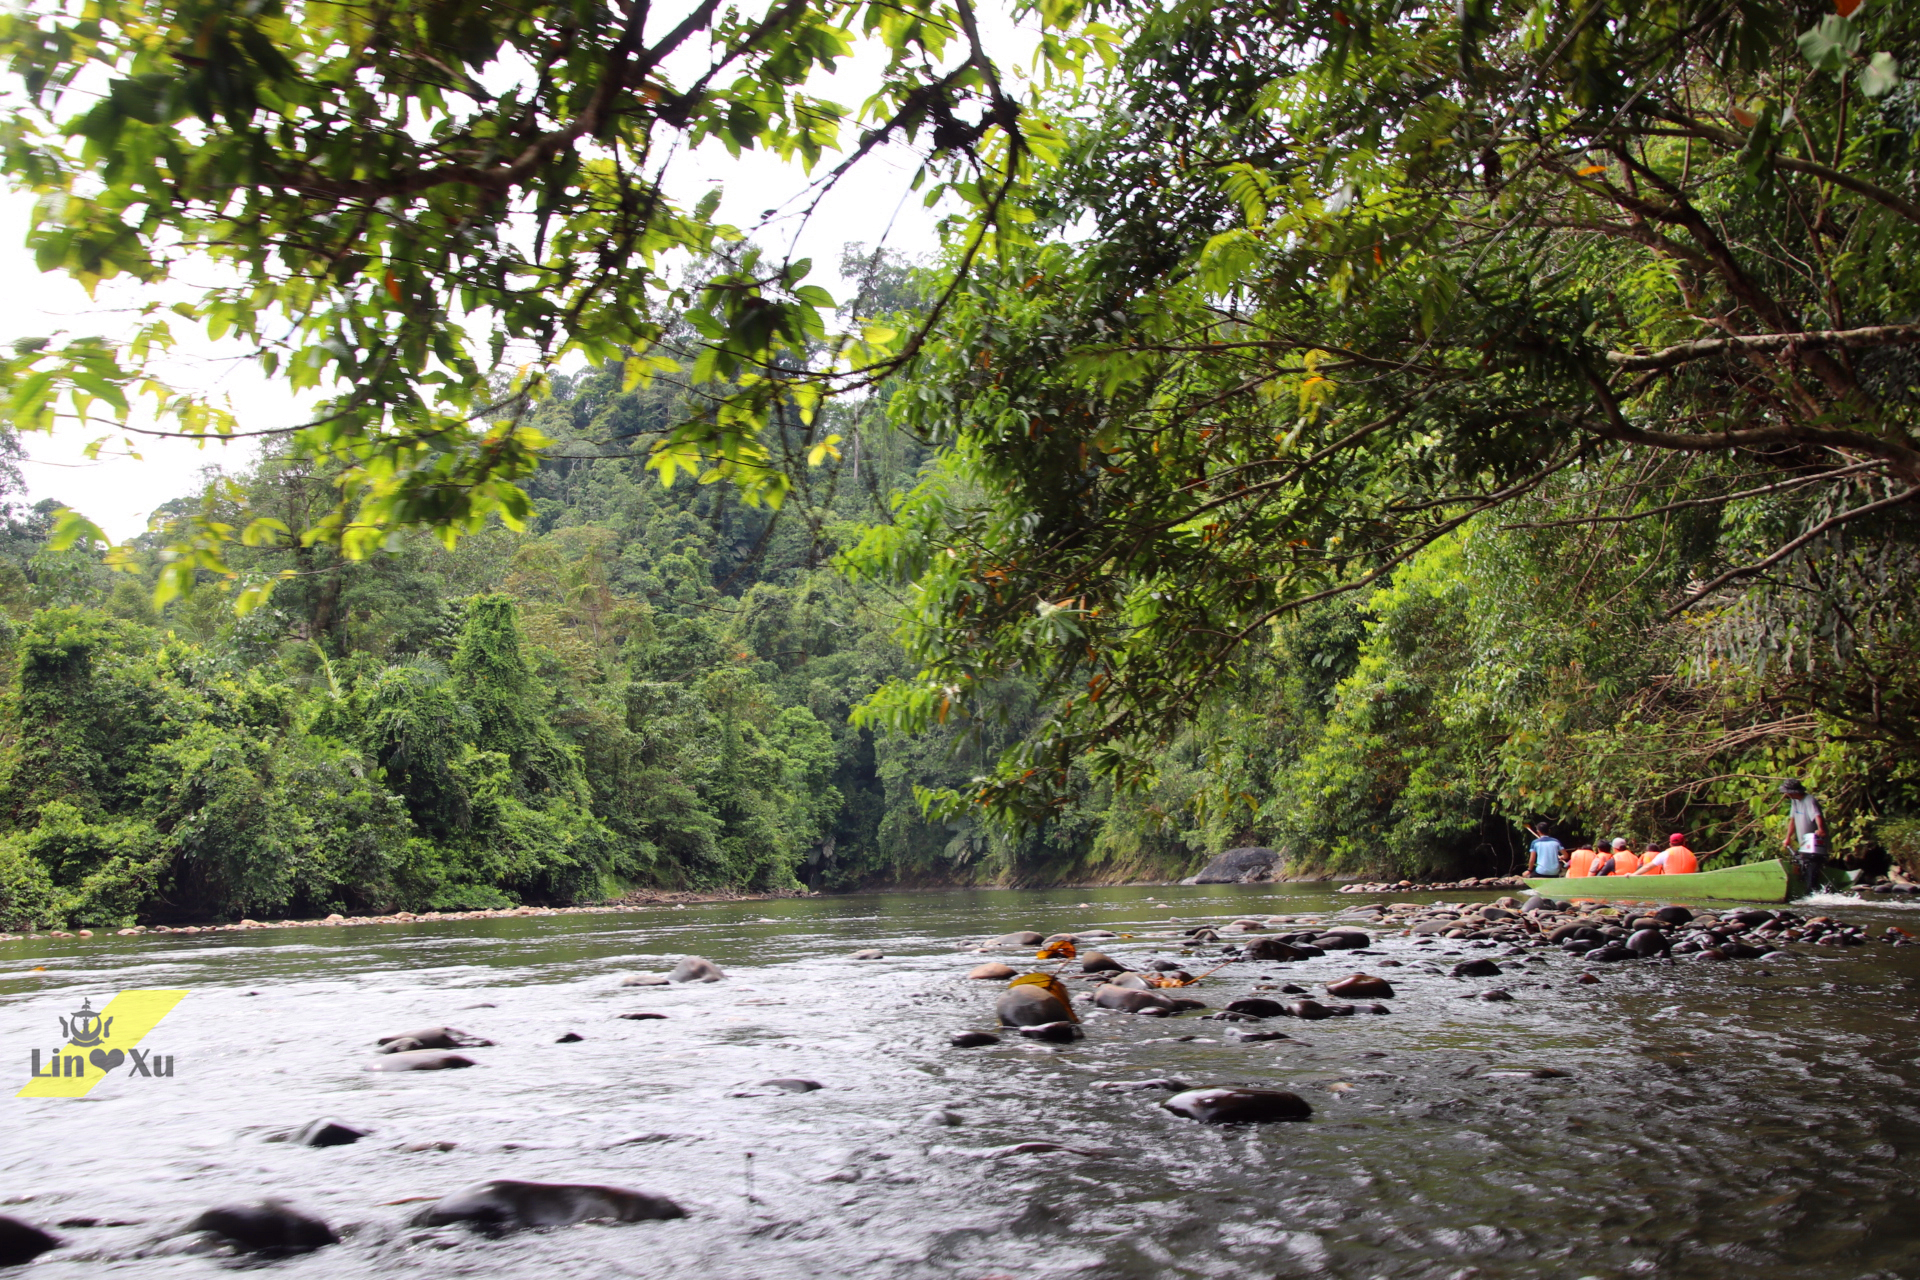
[1524,857,1841,903]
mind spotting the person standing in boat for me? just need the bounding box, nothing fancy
[1527,824,1565,878]
[1780,779,1829,892]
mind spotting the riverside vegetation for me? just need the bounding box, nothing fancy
[0,0,1917,928]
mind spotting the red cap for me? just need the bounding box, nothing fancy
[1669,833,1686,845]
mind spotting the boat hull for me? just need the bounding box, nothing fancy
[1525,858,1810,903]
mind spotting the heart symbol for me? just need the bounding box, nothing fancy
[88,1048,125,1072]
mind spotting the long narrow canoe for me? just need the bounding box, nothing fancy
[1524,857,1830,903]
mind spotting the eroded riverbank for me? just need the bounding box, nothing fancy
[4,883,1918,1279]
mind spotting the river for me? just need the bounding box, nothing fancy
[4,883,1918,1279]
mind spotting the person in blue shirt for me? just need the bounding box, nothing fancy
[1527,824,1566,877]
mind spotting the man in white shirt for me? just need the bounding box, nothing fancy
[1781,779,1828,895]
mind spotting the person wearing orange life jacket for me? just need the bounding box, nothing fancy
[1591,838,1627,877]
[1565,843,1599,877]
[1606,843,1642,876]
[1635,834,1698,876]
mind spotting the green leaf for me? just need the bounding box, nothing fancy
[1795,16,1859,75]
[1858,52,1900,99]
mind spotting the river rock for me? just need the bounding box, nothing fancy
[1019,1021,1084,1042]
[1720,941,1765,959]
[1411,920,1457,936]
[620,973,671,986]
[291,1119,367,1148]
[1693,947,1730,962]
[1225,919,1267,932]
[375,1026,492,1052]
[995,984,1074,1026]
[1451,959,1503,977]
[759,1078,822,1092]
[1091,1078,1189,1091]
[1587,944,1633,963]
[1107,972,1155,989]
[1223,997,1289,1018]
[1287,998,1335,1020]
[1180,846,1280,884]
[1242,938,1311,962]
[969,962,1017,980]
[617,1011,667,1020]
[1313,931,1371,950]
[986,931,1046,948]
[1654,905,1694,925]
[409,1180,684,1233]
[1325,973,1394,999]
[556,1032,585,1043]
[1480,989,1515,1002]
[851,949,885,960]
[1080,951,1126,973]
[1093,985,1177,1013]
[1162,1087,1312,1123]
[1626,928,1669,957]
[184,1202,337,1255]
[363,1050,477,1072]
[668,956,725,983]
[951,1031,1001,1047]
[0,1216,59,1265]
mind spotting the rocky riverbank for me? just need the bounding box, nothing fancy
[0,888,818,945]
[1337,875,1532,893]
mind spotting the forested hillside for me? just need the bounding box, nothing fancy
[1,0,1916,929]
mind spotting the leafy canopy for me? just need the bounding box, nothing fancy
[0,0,1112,602]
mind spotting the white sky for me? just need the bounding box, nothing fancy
[1,12,988,540]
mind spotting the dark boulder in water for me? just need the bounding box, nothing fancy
[1241,937,1311,962]
[951,1031,1001,1047]
[1180,846,1280,884]
[1325,973,1394,999]
[1093,985,1177,1014]
[1313,931,1371,950]
[969,962,1017,980]
[0,1216,59,1265]
[851,949,885,960]
[1286,999,1335,1020]
[1223,997,1289,1019]
[186,1202,337,1254]
[995,984,1074,1026]
[409,1180,684,1233]
[1654,905,1694,925]
[1019,1021,1084,1043]
[1451,959,1504,977]
[986,931,1046,948]
[363,1050,476,1072]
[668,956,725,983]
[759,1078,822,1092]
[375,1026,492,1052]
[1587,944,1633,963]
[290,1118,367,1148]
[1106,972,1155,989]
[1626,928,1669,957]
[1162,1087,1312,1123]
[1080,951,1126,973]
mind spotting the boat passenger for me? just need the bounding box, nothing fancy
[1566,843,1598,877]
[1636,835,1698,876]
[1607,844,1642,876]
[1527,824,1565,878]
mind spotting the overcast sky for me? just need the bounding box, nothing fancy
[2,24,967,541]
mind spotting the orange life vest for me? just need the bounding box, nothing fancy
[1609,851,1641,875]
[1661,846,1698,875]
[1567,848,1596,877]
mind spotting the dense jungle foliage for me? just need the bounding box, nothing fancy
[2,0,1917,927]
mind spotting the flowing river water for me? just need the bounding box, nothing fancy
[4,883,1920,1279]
